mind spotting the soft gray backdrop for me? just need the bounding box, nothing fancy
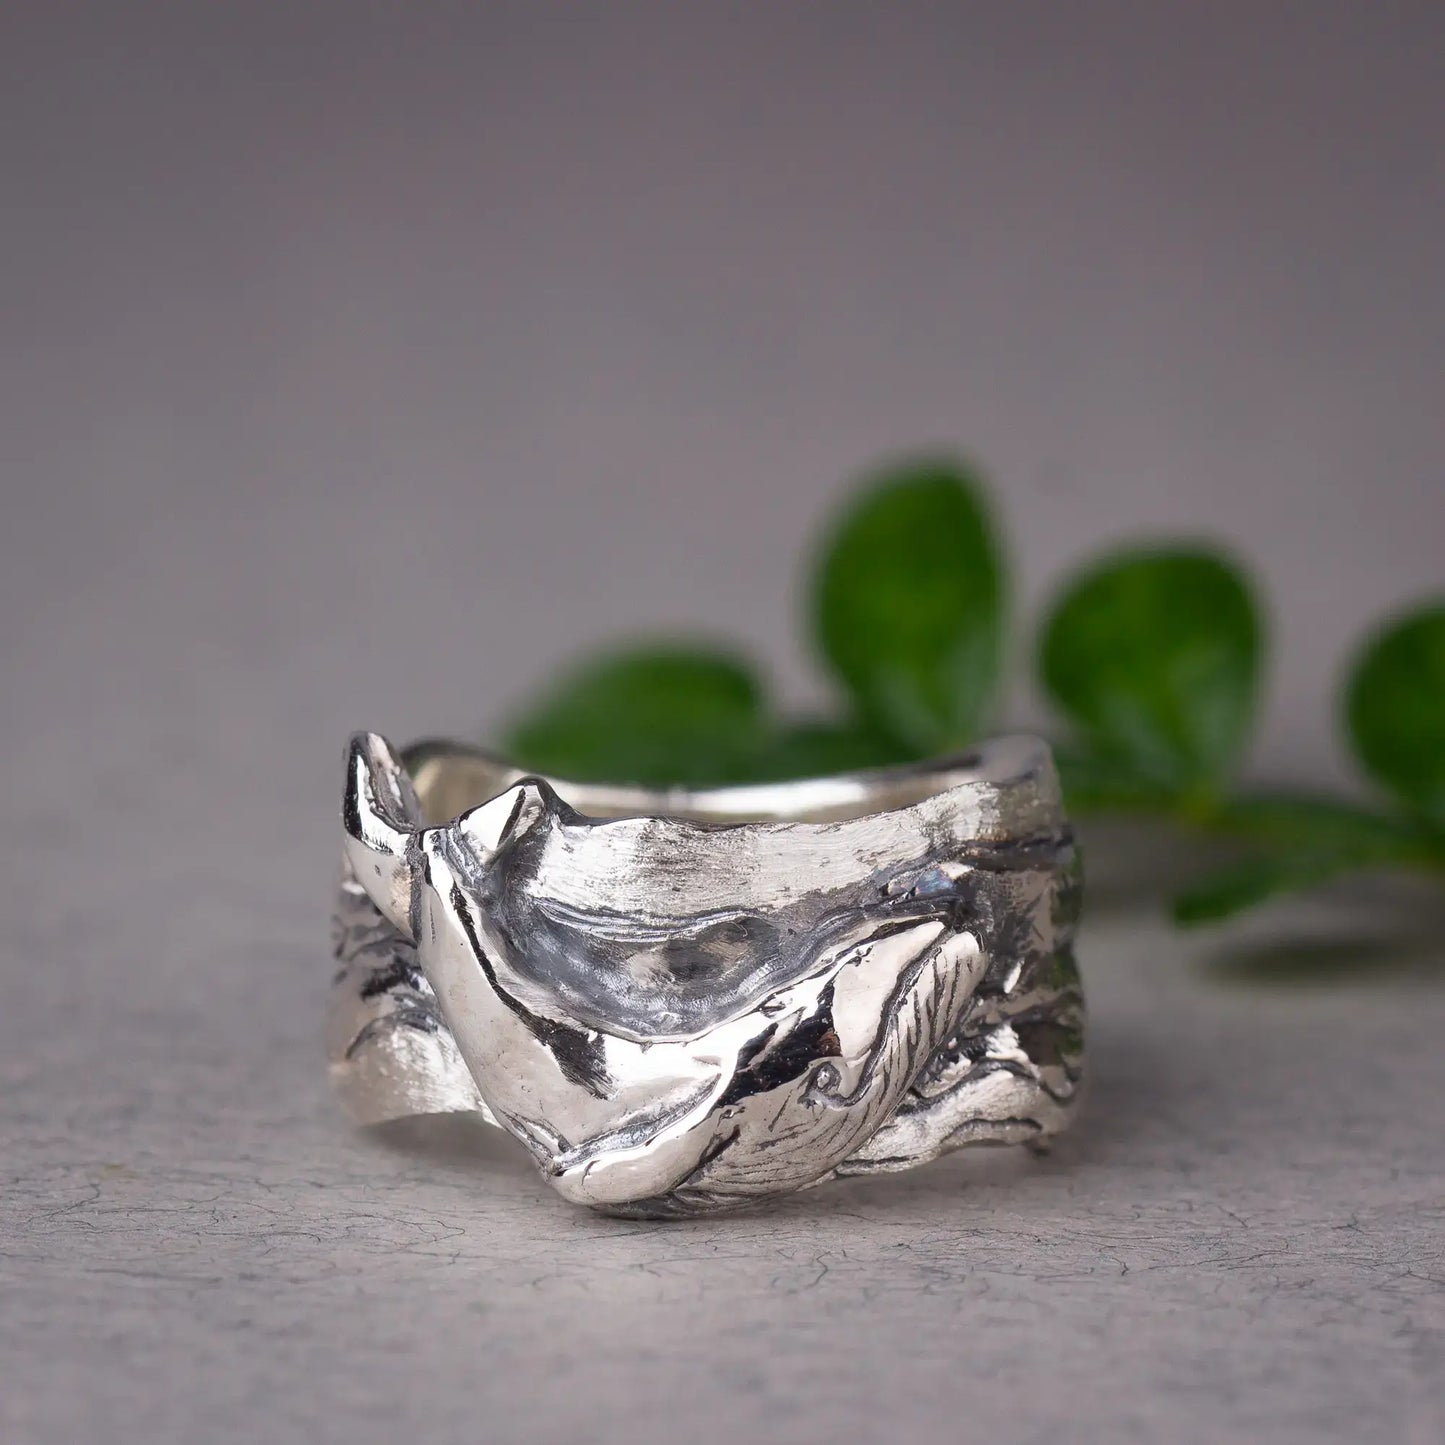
[2,6,1442,1444]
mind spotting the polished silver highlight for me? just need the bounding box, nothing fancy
[330,732,1083,1216]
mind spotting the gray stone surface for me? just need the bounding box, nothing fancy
[4,804,1443,1444]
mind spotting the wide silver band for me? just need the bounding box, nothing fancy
[329,732,1084,1217]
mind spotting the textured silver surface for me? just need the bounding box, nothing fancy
[332,734,1082,1215]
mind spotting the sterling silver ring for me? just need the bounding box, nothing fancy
[329,731,1085,1217]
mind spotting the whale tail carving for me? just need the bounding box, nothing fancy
[342,730,557,939]
[341,732,424,936]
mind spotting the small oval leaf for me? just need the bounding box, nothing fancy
[751,719,910,781]
[1052,746,1179,813]
[1040,546,1262,791]
[502,644,768,788]
[1345,600,1445,825]
[812,457,1004,752]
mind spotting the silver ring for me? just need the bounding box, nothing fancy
[329,731,1084,1217]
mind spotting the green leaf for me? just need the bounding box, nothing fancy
[1053,745,1182,813]
[1040,545,1262,792]
[1345,600,1445,826]
[812,457,1004,753]
[502,644,768,788]
[751,719,911,781]
[1171,852,1360,926]
[1212,789,1434,861]
[1171,788,1442,927]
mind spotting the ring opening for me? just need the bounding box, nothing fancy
[403,736,1054,827]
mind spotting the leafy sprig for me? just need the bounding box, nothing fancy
[501,456,1445,926]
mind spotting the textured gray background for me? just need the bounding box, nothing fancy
[2,5,1442,1443]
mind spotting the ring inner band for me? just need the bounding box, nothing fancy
[404,734,1058,828]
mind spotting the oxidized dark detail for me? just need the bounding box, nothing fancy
[329,732,1083,1216]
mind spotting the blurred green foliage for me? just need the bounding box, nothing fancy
[1040,547,1260,794]
[813,459,1003,752]
[502,457,1445,925]
[506,647,767,790]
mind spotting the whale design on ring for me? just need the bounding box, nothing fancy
[332,731,1084,1216]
